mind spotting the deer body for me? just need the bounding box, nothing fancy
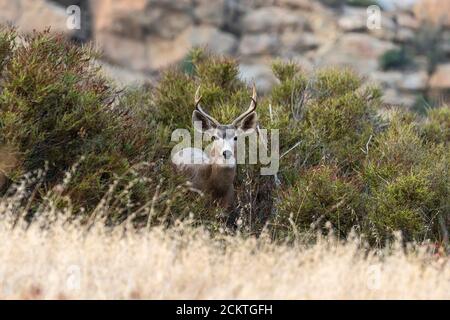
[171,85,258,208]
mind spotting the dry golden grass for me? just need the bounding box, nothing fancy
[0,167,448,299]
[0,216,448,300]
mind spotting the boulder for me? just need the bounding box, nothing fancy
[194,0,226,27]
[396,13,420,30]
[318,33,397,75]
[414,0,450,28]
[371,70,428,93]
[398,70,429,91]
[187,26,238,55]
[0,0,71,34]
[99,61,154,87]
[239,64,277,93]
[395,28,415,42]
[91,0,147,33]
[242,6,307,33]
[429,64,450,89]
[146,34,190,70]
[146,26,237,70]
[147,0,193,11]
[239,34,279,56]
[338,7,366,32]
[275,0,313,10]
[371,71,404,89]
[97,32,150,71]
[280,31,320,52]
[368,15,397,41]
[382,88,417,107]
[143,9,193,40]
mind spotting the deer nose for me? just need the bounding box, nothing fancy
[223,150,232,159]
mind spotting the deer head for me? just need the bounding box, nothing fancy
[192,84,258,168]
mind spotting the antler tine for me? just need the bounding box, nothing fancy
[194,85,202,109]
[232,83,257,126]
[194,85,220,126]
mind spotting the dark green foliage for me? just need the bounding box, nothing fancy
[412,22,446,74]
[275,165,363,240]
[361,109,449,243]
[0,30,448,246]
[318,0,346,8]
[420,105,450,145]
[379,47,415,71]
[0,27,15,71]
[347,0,379,7]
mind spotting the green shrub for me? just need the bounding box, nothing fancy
[361,109,449,243]
[379,48,415,71]
[0,29,448,246]
[420,105,450,145]
[274,165,364,240]
[347,0,379,7]
[412,22,446,74]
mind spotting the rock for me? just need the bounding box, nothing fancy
[414,0,450,28]
[0,0,21,22]
[372,70,428,93]
[239,34,279,56]
[305,5,340,43]
[280,31,320,52]
[98,5,192,40]
[144,9,193,40]
[442,31,450,54]
[91,0,147,33]
[378,0,418,11]
[97,33,150,71]
[146,26,237,70]
[194,0,226,27]
[99,61,154,87]
[187,26,238,55]
[429,64,450,89]
[98,24,237,71]
[239,64,277,93]
[338,6,366,32]
[275,0,313,10]
[242,6,307,33]
[146,35,190,70]
[396,13,420,30]
[368,15,397,41]
[0,0,71,34]
[371,71,404,89]
[382,88,417,107]
[146,0,193,11]
[318,33,397,75]
[398,70,429,91]
[395,28,415,42]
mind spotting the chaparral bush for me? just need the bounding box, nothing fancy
[0,28,448,247]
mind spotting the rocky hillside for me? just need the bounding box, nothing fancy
[1,0,450,108]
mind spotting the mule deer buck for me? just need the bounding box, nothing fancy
[171,85,258,208]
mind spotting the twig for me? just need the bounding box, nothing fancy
[281,140,302,159]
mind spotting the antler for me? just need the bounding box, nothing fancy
[232,83,257,126]
[194,86,220,126]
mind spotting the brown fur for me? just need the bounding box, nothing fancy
[0,146,18,191]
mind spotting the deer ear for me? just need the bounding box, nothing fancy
[237,112,257,133]
[192,110,216,133]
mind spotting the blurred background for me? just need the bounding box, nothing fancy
[1,0,449,111]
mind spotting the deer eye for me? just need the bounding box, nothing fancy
[211,136,216,141]
[234,136,238,141]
